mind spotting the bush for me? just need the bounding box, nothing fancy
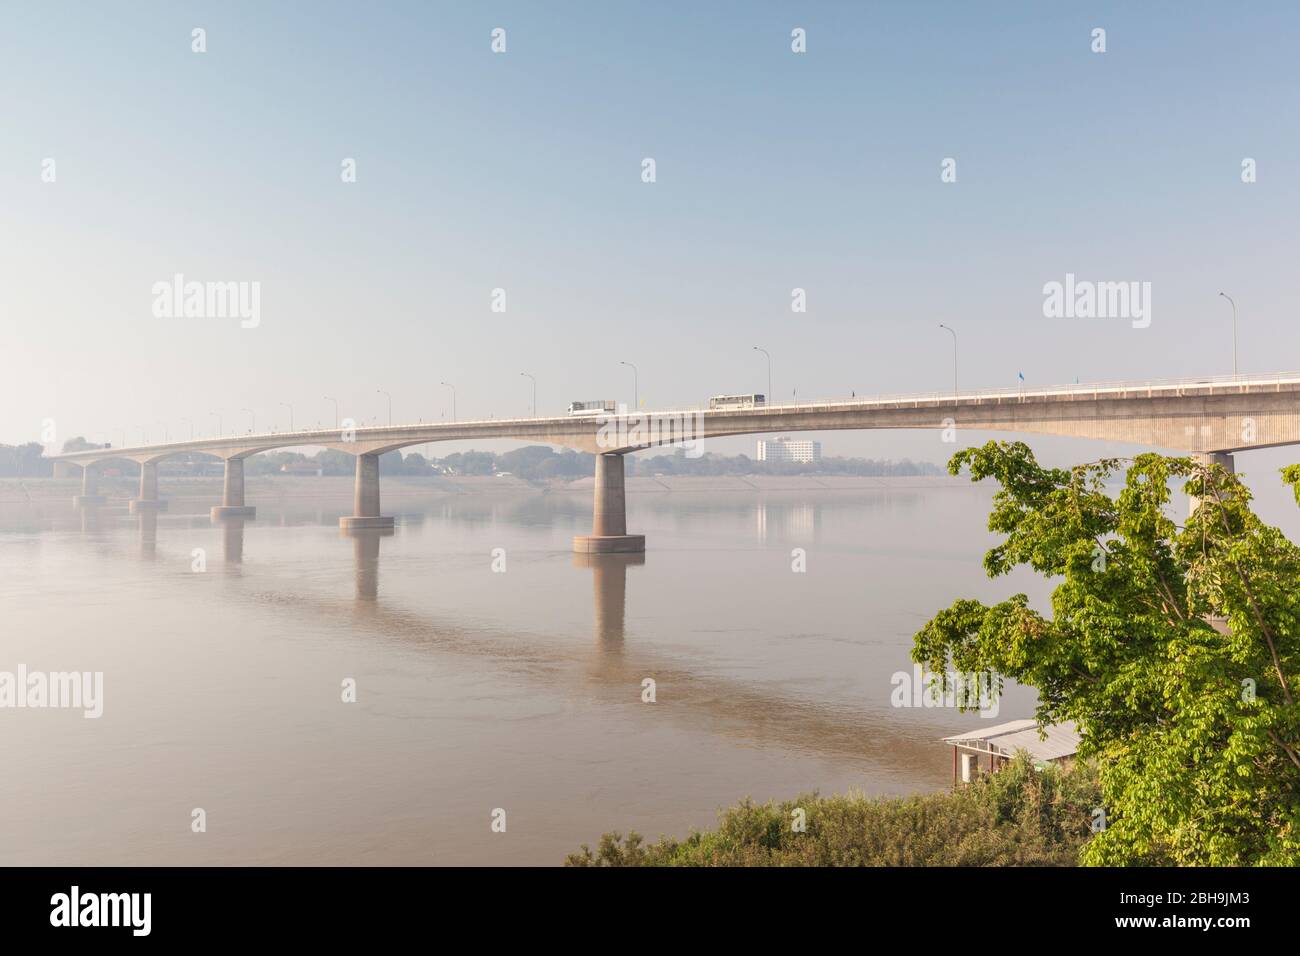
[565,754,1099,866]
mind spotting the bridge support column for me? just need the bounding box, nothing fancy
[129,461,167,513]
[1188,452,1235,517]
[212,458,256,519]
[574,452,644,553]
[73,464,104,506]
[340,453,394,529]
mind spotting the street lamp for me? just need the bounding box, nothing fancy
[280,402,294,431]
[241,408,255,434]
[619,361,638,409]
[938,324,958,398]
[157,422,169,443]
[180,417,193,440]
[376,389,392,425]
[441,382,456,422]
[520,372,536,416]
[752,346,772,402]
[210,412,222,438]
[1218,292,1239,377]
[324,396,338,429]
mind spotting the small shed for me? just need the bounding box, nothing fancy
[943,719,1080,784]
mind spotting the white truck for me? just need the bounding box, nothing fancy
[568,400,618,416]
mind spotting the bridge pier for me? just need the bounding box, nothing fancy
[1188,452,1235,517]
[129,461,167,513]
[211,458,256,519]
[574,452,645,553]
[73,464,104,506]
[340,453,394,529]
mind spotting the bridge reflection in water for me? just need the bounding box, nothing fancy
[52,492,1019,801]
[345,525,394,602]
[574,551,646,652]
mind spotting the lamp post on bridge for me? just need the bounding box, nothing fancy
[324,396,338,429]
[157,422,169,443]
[241,408,255,434]
[618,361,638,410]
[938,324,958,398]
[210,412,222,438]
[181,417,193,440]
[280,402,294,432]
[752,346,772,402]
[376,389,392,425]
[520,372,536,416]
[1218,292,1239,378]
[440,382,456,422]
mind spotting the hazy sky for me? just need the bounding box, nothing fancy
[4,1,1299,468]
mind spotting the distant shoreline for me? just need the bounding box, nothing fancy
[0,473,971,504]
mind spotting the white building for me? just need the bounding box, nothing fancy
[756,437,822,463]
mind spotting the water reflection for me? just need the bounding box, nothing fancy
[573,552,645,652]
[219,515,247,566]
[346,526,392,602]
[138,510,157,560]
[78,500,104,536]
[755,502,820,543]
[4,483,1052,865]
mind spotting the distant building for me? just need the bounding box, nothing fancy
[943,719,1080,784]
[756,437,822,464]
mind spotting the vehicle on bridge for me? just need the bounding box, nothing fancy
[568,400,617,416]
[709,393,766,410]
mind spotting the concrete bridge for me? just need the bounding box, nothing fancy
[49,372,1300,552]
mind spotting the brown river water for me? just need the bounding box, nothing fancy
[11,472,1255,865]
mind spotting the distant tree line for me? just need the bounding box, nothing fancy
[627,451,944,478]
[0,443,51,477]
[22,440,943,481]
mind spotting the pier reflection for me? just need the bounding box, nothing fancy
[346,527,393,602]
[573,552,645,655]
[138,510,157,560]
[218,515,247,566]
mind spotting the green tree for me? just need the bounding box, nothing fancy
[912,442,1300,865]
[61,436,106,453]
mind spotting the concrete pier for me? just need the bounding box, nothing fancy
[129,461,167,513]
[73,464,104,506]
[211,458,256,519]
[574,452,645,553]
[1188,452,1235,516]
[339,453,394,529]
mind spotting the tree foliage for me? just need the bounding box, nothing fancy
[913,442,1300,865]
[565,755,1097,866]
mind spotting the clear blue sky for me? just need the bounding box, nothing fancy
[3,1,1299,466]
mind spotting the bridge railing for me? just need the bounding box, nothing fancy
[54,371,1300,457]
[643,370,1300,416]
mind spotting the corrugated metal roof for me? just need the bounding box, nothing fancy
[943,719,1080,762]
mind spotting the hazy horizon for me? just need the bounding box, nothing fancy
[5,1,1299,472]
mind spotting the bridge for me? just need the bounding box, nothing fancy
[50,372,1300,553]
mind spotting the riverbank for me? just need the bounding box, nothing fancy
[0,474,968,504]
[566,755,1099,866]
